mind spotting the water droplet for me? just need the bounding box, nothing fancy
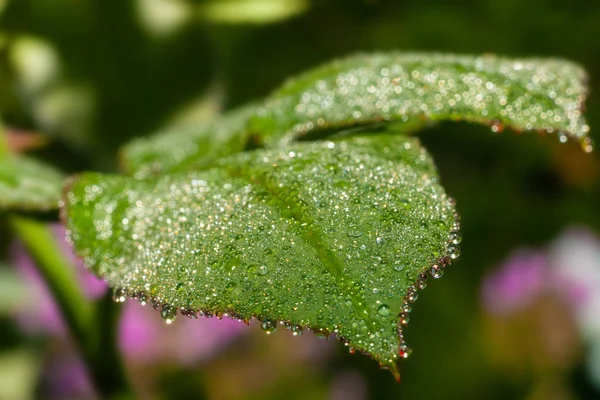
[402,302,412,313]
[430,264,444,279]
[377,304,391,317]
[314,330,329,339]
[417,272,428,289]
[246,264,259,274]
[449,231,461,245]
[226,281,237,291]
[225,257,241,270]
[112,288,127,303]
[258,265,269,276]
[448,244,460,260]
[491,119,504,133]
[347,225,362,238]
[161,305,177,324]
[180,308,198,319]
[406,287,418,303]
[261,319,277,334]
[291,325,303,336]
[399,344,412,359]
[399,312,410,326]
[393,263,405,272]
[138,292,149,306]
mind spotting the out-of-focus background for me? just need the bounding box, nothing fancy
[1,1,600,399]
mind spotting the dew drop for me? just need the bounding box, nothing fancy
[161,305,177,324]
[347,225,362,238]
[377,304,391,317]
[448,244,461,259]
[449,231,461,245]
[406,287,418,303]
[417,272,428,289]
[180,308,198,319]
[258,265,269,276]
[112,288,127,303]
[430,264,444,279]
[399,312,410,326]
[261,319,277,334]
[393,263,405,272]
[399,344,412,359]
[138,292,149,306]
[246,264,259,274]
[291,325,303,336]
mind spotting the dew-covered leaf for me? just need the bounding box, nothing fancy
[122,53,591,180]
[0,155,64,211]
[64,134,458,377]
[249,52,591,150]
[121,104,257,179]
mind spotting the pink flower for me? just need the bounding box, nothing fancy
[481,250,548,315]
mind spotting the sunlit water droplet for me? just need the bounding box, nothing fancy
[430,264,444,279]
[399,312,410,326]
[394,263,405,272]
[417,272,428,289]
[377,304,390,317]
[261,319,277,334]
[112,288,127,303]
[161,305,177,324]
[448,244,460,260]
[399,344,412,359]
[291,325,303,336]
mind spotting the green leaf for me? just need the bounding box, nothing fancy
[0,155,64,211]
[121,103,257,179]
[64,134,458,378]
[65,52,591,378]
[249,52,591,150]
[202,0,309,25]
[122,53,591,180]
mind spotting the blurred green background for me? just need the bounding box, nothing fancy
[1,0,600,399]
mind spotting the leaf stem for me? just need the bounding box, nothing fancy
[10,216,132,398]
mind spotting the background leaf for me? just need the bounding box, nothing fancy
[0,155,64,211]
[248,53,591,150]
[64,134,458,377]
[121,103,257,178]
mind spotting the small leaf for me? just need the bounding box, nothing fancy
[64,134,458,377]
[202,0,309,24]
[0,155,64,211]
[121,104,257,178]
[249,52,591,150]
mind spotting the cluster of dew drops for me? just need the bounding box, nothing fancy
[110,209,462,363]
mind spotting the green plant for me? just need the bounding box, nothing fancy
[2,52,591,390]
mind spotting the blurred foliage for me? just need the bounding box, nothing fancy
[1,0,600,399]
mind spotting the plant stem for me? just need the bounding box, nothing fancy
[10,216,133,398]
[10,216,91,347]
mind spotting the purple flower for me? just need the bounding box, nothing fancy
[481,250,548,315]
[118,301,247,366]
